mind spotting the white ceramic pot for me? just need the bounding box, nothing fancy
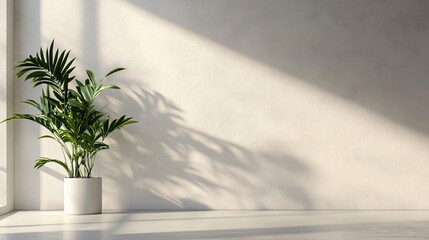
[64,177,102,215]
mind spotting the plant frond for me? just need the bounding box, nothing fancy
[105,67,125,77]
[35,157,71,176]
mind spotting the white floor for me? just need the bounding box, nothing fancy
[1,211,429,240]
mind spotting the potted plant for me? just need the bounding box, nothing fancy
[2,41,136,214]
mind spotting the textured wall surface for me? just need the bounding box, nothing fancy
[0,0,14,214]
[14,0,429,210]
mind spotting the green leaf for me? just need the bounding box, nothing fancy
[86,70,96,82]
[34,157,71,176]
[48,40,54,71]
[105,67,125,77]
[22,99,40,110]
[38,135,56,140]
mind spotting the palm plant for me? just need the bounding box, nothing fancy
[3,41,136,178]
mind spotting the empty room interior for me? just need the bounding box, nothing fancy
[1,0,429,239]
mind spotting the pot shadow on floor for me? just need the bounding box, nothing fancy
[96,80,312,210]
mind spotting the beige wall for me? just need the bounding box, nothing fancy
[0,0,14,215]
[14,0,429,210]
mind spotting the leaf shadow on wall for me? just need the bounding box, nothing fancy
[98,80,312,210]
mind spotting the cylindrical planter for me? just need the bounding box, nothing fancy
[64,177,102,215]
